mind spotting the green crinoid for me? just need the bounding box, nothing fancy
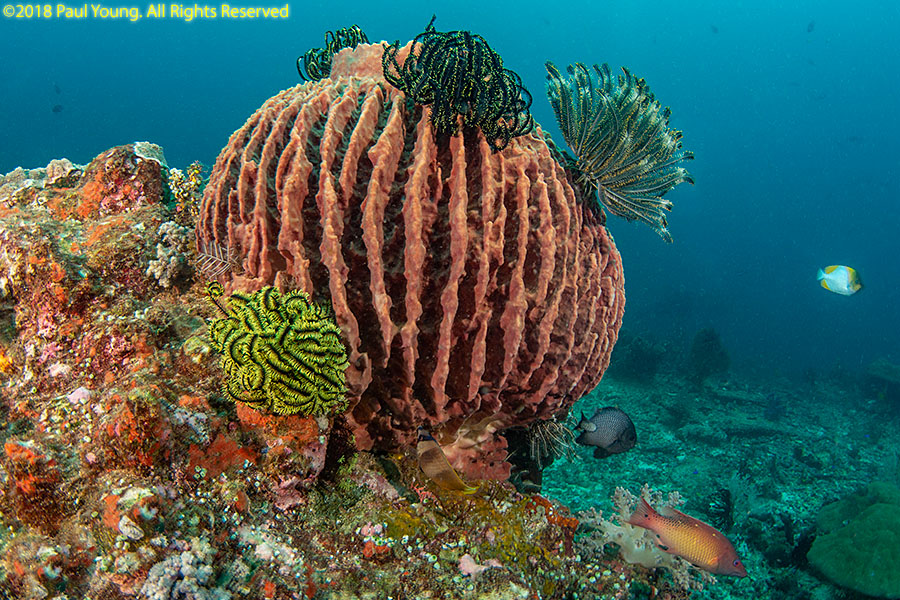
[297,24,369,82]
[205,282,349,416]
[545,62,694,242]
[382,16,534,152]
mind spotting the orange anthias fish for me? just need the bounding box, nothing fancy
[628,497,748,577]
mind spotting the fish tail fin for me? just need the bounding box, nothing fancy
[816,268,825,280]
[627,497,658,529]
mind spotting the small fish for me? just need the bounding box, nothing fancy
[817,265,862,296]
[575,407,636,459]
[52,104,64,114]
[54,83,62,94]
[416,428,477,494]
[628,497,748,577]
[710,24,719,34]
[807,20,815,33]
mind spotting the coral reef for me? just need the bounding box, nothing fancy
[0,143,666,599]
[0,17,716,597]
[196,42,625,476]
[205,283,349,416]
[383,16,534,151]
[545,62,694,241]
[0,158,82,206]
[74,143,168,219]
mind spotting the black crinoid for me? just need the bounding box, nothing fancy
[382,16,534,152]
[297,25,369,81]
[545,62,694,242]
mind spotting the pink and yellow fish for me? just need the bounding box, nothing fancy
[628,497,748,577]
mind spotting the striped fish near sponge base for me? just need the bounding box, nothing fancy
[416,428,478,494]
[627,496,748,577]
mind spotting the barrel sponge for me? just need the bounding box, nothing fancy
[196,43,625,461]
[807,482,900,598]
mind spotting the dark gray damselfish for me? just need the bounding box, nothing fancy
[575,406,636,459]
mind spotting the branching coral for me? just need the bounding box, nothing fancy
[545,62,694,241]
[167,161,205,224]
[140,536,231,600]
[146,221,193,288]
[383,16,534,151]
[205,283,348,416]
[297,24,369,81]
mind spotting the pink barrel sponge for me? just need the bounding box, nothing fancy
[196,43,624,474]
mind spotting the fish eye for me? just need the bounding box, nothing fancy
[733,559,741,566]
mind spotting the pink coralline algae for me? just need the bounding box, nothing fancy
[196,43,625,473]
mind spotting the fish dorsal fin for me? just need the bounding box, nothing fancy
[416,428,478,494]
[823,265,839,274]
[661,505,694,522]
[627,497,658,529]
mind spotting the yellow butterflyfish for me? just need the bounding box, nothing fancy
[817,265,862,296]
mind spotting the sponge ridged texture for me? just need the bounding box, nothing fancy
[197,44,625,452]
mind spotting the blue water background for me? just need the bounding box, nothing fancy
[2,0,898,379]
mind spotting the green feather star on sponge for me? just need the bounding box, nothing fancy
[205,282,349,416]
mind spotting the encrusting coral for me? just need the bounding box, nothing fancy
[545,62,694,241]
[205,282,349,416]
[383,16,534,151]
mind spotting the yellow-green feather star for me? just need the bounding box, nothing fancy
[206,283,349,416]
